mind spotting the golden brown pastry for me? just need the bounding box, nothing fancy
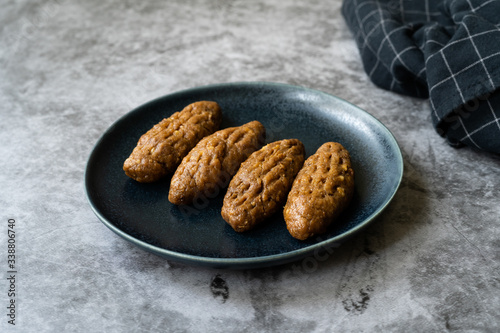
[222,139,305,232]
[123,101,222,182]
[284,142,354,240]
[168,121,266,205]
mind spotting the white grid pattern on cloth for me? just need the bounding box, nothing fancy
[353,0,377,51]
[429,50,500,126]
[429,91,440,126]
[466,0,498,13]
[425,28,500,66]
[486,99,500,131]
[443,52,465,102]
[431,32,500,148]
[428,51,500,102]
[458,116,481,148]
[353,0,398,85]
[424,2,500,147]
[426,22,500,105]
[352,0,500,93]
[344,0,500,152]
[425,0,430,21]
[360,8,379,27]
[353,0,427,85]
[389,46,419,75]
[403,10,441,17]
[377,4,405,91]
[462,98,500,139]
[462,22,495,90]
[459,113,500,146]
[370,24,408,82]
[354,2,389,54]
[440,49,467,110]
[361,12,392,53]
[399,0,442,22]
[416,66,426,78]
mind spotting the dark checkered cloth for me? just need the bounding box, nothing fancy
[342,0,500,154]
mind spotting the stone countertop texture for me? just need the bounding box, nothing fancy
[1,0,499,332]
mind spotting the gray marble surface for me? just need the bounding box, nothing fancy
[1,0,499,332]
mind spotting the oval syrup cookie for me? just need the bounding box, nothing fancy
[168,121,266,205]
[123,101,222,183]
[284,142,354,240]
[222,139,305,232]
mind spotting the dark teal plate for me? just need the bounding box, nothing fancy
[85,82,403,269]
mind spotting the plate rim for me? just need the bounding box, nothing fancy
[84,81,404,269]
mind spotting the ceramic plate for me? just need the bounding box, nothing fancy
[85,82,403,269]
